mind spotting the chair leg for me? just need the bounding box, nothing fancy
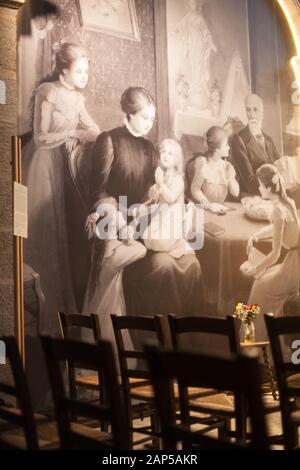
[100,420,109,432]
[284,423,299,450]
[127,400,139,450]
[235,396,248,444]
[218,417,231,442]
[127,409,134,450]
[150,413,160,449]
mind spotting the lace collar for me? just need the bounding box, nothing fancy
[123,116,143,138]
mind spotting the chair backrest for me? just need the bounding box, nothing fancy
[58,312,101,341]
[41,336,129,449]
[146,346,269,450]
[265,313,300,448]
[264,314,300,385]
[167,314,240,354]
[58,312,102,397]
[0,336,38,450]
[110,314,169,391]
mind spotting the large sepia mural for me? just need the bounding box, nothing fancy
[18,0,300,410]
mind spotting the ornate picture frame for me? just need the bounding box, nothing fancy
[76,0,141,41]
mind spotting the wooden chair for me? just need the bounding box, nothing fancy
[0,336,58,450]
[111,314,169,448]
[41,336,130,449]
[146,346,270,450]
[168,314,240,353]
[167,314,280,443]
[111,314,224,447]
[168,315,243,440]
[265,313,300,449]
[58,312,103,398]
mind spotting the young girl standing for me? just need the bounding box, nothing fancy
[23,43,99,334]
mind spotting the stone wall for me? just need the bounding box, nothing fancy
[0,0,25,385]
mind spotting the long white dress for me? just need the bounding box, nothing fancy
[248,201,300,344]
[143,173,194,258]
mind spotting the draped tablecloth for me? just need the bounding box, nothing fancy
[196,202,270,315]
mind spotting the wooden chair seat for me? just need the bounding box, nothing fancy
[190,393,234,415]
[287,373,300,389]
[129,378,149,386]
[0,429,30,450]
[75,375,148,388]
[290,410,300,424]
[188,387,216,397]
[75,373,217,404]
[0,413,115,450]
[75,375,99,387]
[130,383,217,401]
[190,389,279,416]
[70,422,112,445]
[129,384,154,400]
[0,406,59,450]
[261,393,280,411]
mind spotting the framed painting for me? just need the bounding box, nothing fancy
[76,0,141,41]
[155,0,251,154]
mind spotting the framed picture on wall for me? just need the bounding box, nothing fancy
[77,0,141,41]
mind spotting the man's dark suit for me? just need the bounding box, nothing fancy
[231,125,280,194]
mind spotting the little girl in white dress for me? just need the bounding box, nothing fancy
[191,126,239,213]
[142,139,194,258]
[241,164,300,343]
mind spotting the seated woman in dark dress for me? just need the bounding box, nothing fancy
[87,87,204,328]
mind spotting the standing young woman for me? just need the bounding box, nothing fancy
[23,43,99,334]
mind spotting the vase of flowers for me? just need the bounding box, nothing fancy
[233,303,260,343]
[242,320,255,343]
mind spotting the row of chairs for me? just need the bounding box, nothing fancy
[0,312,300,449]
[61,313,279,447]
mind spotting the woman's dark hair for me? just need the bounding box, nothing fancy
[28,43,89,130]
[256,164,279,194]
[206,126,227,156]
[120,87,154,119]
